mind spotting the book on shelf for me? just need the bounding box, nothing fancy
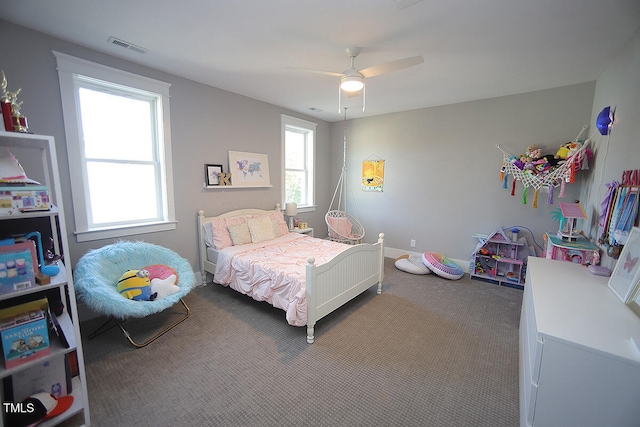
[0,298,50,369]
[48,310,70,349]
[0,240,38,295]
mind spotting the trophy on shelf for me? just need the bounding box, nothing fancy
[0,70,28,133]
[10,90,28,133]
[1,71,12,131]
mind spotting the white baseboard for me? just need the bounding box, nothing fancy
[385,246,470,273]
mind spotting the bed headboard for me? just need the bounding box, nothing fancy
[197,204,282,276]
[204,203,282,220]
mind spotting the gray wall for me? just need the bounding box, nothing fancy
[0,20,332,276]
[3,19,638,279]
[579,25,640,270]
[331,83,594,262]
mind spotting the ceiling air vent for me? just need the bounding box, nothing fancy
[107,37,148,54]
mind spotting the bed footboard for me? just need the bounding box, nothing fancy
[305,233,385,343]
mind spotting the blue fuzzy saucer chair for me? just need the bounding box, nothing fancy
[74,241,196,348]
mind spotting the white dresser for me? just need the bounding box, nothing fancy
[520,257,640,427]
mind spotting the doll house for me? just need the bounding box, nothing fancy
[543,202,600,265]
[470,227,527,288]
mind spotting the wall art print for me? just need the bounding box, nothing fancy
[608,227,640,302]
[228,151,271,187]
[362,159,384,192]
[205,164,223,186]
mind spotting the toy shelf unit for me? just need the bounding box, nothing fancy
[0,131,89,427]
[471,227,527,288]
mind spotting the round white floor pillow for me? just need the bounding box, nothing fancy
[421,252,464,280]
[395,255,432,275]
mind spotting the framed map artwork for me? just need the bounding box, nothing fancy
[228,151,271,187]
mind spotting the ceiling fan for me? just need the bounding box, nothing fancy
[288,47,424,112]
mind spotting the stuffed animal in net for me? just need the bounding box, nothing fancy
[521,144,542,173]
[117,269,157,301]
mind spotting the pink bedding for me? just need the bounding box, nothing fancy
[213,233,349,326]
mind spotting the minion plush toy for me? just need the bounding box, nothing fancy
[117,269,157,301]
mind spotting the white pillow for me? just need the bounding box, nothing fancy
[271,218,282,237]
[248,216,276,243]
[227,222,252,245]
[395,255,432,275]
[203,222,215,248]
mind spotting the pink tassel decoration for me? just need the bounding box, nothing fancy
[559,179,566,198]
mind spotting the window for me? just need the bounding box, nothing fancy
[55,52,175,242]
[281,115,316,211]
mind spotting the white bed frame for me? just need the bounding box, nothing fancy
[197,205,385,343]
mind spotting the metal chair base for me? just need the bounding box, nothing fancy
[88,298,191,348]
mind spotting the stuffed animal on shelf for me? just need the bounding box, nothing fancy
[117,269,157,301]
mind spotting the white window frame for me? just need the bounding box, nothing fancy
[281,114,316,212]
[54,51,176,242]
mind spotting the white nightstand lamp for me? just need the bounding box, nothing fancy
[285,202,297,231]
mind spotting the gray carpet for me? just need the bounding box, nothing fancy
[78,257,522,427]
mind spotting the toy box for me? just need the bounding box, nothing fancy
[0,185,51,215]
[0,241,37,295]
[0,298,51,369]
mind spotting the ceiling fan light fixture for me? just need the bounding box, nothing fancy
[340,75,364,92]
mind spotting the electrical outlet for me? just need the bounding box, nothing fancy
[410,239,416,247]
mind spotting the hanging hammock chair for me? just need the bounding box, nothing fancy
[326,108,365,245]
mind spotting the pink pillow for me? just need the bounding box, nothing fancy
[328,216,353,238]
[210,216,251,250]
[210,211,288,249]
[267,211,289,236]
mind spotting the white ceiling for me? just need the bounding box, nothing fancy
[1,0,640,122]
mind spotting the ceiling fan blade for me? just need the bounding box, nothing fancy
[286,66,344,77]
[359,55,424,78]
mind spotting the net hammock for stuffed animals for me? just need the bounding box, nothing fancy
[326,108,365,245]
[496,125,592,208]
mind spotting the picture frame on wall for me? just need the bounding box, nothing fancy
[608,227,640,302]
[205,164,223,186]
[626,283,640,318]
[228,151,270,187]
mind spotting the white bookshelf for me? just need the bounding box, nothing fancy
[0,131,90,426]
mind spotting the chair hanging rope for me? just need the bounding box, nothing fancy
[326,108,365,244]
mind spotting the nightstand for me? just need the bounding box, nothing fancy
[292,227,314,237]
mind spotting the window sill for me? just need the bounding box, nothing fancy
[74,220,178,242]
[296,205,316,213]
